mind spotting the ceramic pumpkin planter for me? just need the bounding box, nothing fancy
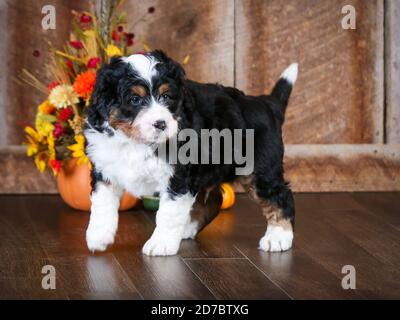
[57,159,139,211]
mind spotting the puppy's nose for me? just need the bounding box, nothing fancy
[153,120,167,131]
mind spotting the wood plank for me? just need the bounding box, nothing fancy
[124,0,234,85]
[351,192,400,229]
[184,258,290,299]
[385,0,400,143]
[0,0,91,146]
[284,144,400,192]
[235,0,384,144]
[211,195,363,299]
[294,194,400,299]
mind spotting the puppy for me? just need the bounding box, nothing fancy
[84,50,297,256]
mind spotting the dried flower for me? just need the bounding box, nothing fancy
[112,30,121,42]
[106,44,122,57]
[38,100,56,115]
[68,134,91,166]
[33,50,40,57]
[49,159,62,175]
[49,84,79,109]
[73,70,96,98]
[80,14,92,24]
[48,80,60,94]
[53,122,64,139]
[87,57,101,68]
[69,41,84,49]
[117,25,124,32]
[148,7,155,14]
[58,107,73,121]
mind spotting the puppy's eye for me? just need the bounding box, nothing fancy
[161,92,171,100]
[130,96,142,105]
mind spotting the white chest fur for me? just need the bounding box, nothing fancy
[85,127,173,197]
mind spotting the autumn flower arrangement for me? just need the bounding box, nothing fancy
[21,2,157,175]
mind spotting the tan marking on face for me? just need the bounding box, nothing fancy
[131,85,147,97]
[158,83,170,96]
[109,109,144,142]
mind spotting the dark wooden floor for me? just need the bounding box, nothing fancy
[0,192,399,299]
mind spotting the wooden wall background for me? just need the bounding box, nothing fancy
[0,0,399,193]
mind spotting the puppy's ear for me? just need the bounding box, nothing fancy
[152,50,186,82]
[87,57,125,129]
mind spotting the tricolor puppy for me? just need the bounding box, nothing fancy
[84,50,298,256]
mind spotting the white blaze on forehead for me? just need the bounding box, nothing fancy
[123,54,158,83]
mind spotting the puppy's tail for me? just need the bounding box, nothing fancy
[270,63,298,120]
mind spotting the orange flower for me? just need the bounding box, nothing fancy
[73,70,96,98]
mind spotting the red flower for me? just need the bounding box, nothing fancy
[80,14,92,24]
[50,159,62,173]
[127,39,134,47]
[58,108,73,121]
[69,41,83,49]
[33,49,40,57]
[117,25,124,32]
[87,57,101,68]
[53,122,64,139]
[112,30,121,42]
[148,7,155,14]
[126,33,135,39]
[65,59,74,70]
[48,80,60,94]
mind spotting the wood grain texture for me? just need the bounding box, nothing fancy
[124,0,234,85]
[284,144,400,191]
[0,0,91,146]
[2,193,400,299]
[385,0,400,143]
[235,0,384,144]
[2,144,399,193]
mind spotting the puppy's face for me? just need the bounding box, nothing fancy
[89,51,185,144]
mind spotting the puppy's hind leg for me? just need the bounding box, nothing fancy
[182,186,222,239]
[240,175,295,252]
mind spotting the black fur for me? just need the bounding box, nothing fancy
[87,50,295,226]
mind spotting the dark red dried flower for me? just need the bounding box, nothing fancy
[53,122,64,139]
[127,39,134,47]
[87,57,101,68]
[117,25,124,32]
[80,14,92,24]
[148,7,155,14]
[33,50,40,57]
[58,108,73,121]
[112,30,121,42]
[69,41,84,49]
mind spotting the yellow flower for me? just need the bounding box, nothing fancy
[35,117,54,138]
[24,126,42,157]
[106,44,122,57]
[34,153,47,173]
[49,84,79,109]
[38,100,55,114]
[47,134,56,161]
[68,134,91,167]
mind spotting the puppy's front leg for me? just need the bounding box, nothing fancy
[142,192,196,256]
[86,181,122,252]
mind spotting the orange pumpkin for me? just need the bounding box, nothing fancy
[57,159,139,211]
[220,183,235,209]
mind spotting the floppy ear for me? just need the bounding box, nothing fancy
[151,50,186,82]
[87,57,125,130]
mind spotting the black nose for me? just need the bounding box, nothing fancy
[153,120,167,131]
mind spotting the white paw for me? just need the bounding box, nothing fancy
[142,229,181,256]
[182,221,199,240]
[86,223,116,252]
[259,225,293,252]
